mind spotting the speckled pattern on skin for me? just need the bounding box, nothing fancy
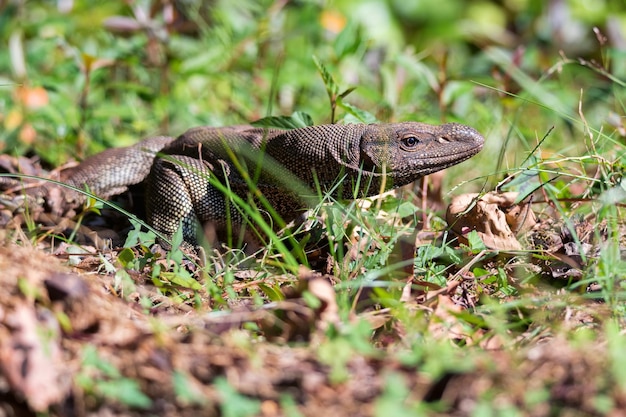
[64,123,484,246]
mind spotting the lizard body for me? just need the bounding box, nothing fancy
[62,123,484,246]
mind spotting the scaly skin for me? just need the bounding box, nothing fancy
[63,123,485,246]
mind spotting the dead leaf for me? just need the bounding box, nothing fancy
[427,295,470,344]
[258,267,340,342]
[0,303,68,411]
[446,192,536,251]
[44,272,90,301]
[14,86,49,110]
[304,271,340,331]
[320,10,347,34]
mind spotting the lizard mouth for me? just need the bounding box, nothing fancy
[392,141,484,172]
[360,141,484,178]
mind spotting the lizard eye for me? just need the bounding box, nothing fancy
[401,136,419,148]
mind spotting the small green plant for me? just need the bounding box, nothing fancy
[373,373,423,416]
[313,55,378,124]
[214,376,261,417]
[76,345,152,409]
[317,319,379,383]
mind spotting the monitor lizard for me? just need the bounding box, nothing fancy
[61,122,485,247]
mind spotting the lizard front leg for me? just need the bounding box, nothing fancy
[146,155,238,248]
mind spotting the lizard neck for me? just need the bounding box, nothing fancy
[265,124,367,185]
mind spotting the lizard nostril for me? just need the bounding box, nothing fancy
[438,136,451,144]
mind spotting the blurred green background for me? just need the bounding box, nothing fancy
[1,4,626,414]
[0,0,624,180]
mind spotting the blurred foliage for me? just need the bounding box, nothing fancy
[0,0,624,184]
[1,3,626,414]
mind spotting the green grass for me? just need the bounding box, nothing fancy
[1,0,626,415]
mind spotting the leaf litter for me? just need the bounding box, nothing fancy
[1,154,626,416]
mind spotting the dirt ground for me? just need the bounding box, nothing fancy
[1,155,625,416]
[0,234,624,416]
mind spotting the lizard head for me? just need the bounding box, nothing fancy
[359,122,485,187]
